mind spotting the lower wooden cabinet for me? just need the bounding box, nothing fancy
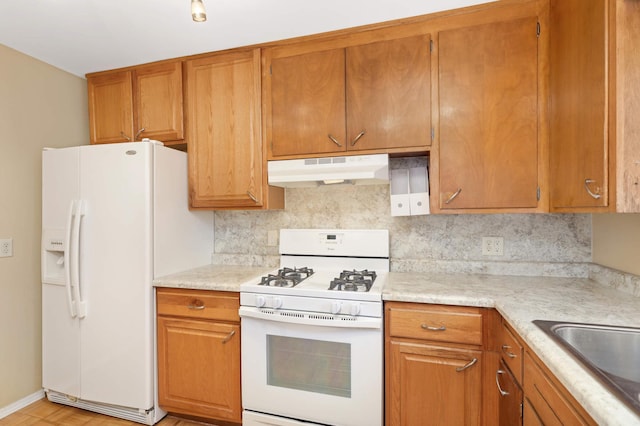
[492,318,596,426]
[385,302,486,425]
[496,359,523,426]
[156,289,241,423]
[388,340,482,425]
[523,351,595,426]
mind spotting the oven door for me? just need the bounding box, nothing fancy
[240,307,382,426]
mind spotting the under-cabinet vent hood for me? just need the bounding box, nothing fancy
[268,154,389,188]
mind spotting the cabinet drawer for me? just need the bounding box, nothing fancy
[387,303,483,345]
[499,320,524,383]
[157,288,239,322]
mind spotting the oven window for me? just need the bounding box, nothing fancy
[266,335,351,398]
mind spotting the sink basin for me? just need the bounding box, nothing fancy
[533,320,640,414]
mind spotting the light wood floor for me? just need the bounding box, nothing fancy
[0,398,221,426]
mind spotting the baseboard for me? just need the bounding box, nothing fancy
[0,389,45,419]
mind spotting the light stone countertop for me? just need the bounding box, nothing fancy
[153,264,275,292]
[384,272,640,426]
[153,265,640,425]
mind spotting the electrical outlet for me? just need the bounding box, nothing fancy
[482,237,503,256]
[0,238,13,258]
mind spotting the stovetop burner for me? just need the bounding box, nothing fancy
[259,267,314,288]
[329,269,377,292]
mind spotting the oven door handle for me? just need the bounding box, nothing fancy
[239,306,382,329]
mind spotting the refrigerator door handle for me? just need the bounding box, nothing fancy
[64,200,77,318]
[72,200,88,319]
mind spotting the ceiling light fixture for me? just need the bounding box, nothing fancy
[191,0,207,22]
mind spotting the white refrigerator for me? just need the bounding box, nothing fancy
[41,141,213,424]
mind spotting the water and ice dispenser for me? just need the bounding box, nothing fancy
[42,229,66,285]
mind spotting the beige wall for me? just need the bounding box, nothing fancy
[0,45,87,407]
[592,213,640,276]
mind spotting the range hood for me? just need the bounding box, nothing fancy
[268,154,389,188]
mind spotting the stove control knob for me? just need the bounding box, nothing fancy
[330,301,342,315]
[273,297,283,309]
[255,295,266,308]
[349,303,361,316]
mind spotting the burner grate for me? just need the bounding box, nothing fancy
[259,267,314,288]
[329,269,377,292]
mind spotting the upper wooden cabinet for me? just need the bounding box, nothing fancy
[433,2,546,212]
[550,0,640,212]
[87,61,184,145]
[549,0,608,211]
[185,49,284,210]
[266,33,431,158]
[87,71,133,145]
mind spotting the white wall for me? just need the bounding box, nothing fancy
[0,44,87,407]
[592,214,640,275]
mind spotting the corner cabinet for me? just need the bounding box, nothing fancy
[385,302,487,425]
[491,317,596,426]
[185,49,283,210]
[156,288,241,424]
[87,61,184,146]
[431,0,547,213]
[265,32,431,158]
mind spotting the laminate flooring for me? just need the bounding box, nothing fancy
[0,399,221,425]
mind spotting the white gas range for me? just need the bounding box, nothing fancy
[239,229,388,426]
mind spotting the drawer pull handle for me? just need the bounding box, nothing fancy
[456,358,478,372]
[350,130,366,146]
[584,179,601,199]
[328,134,343,147]
[496,369,510,396]
[502,344,517,358]
[421,324,446,331]
[187,299,205,310]
[134,128,146,140]
[247,191,258,203]
[444,188,462,204]
[222,330,236,344]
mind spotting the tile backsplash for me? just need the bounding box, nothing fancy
[213,158,591,278]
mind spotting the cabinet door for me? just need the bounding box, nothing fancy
[438,17,539,210]
[497,360,523,426]
[388,340,482,425]
[88,71,133,144]
[346,34,431,152]
[549,0,608,209]
[270,48,346,157]
[157,316,241,422]
[186,49,264,208]
[133,61,184,143]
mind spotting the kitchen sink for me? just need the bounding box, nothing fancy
[533,320,640,414]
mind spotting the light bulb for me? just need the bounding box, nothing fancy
[191,0,206,22]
